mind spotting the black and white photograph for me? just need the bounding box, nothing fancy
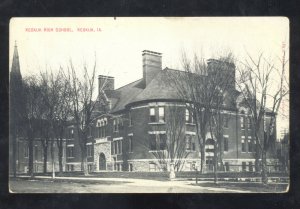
[9,17,289,193]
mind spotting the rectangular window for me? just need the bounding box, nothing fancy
[67,146,74,158]
[249,162,253,172]
[242,162,247,172]
[69,129,74,138]
[241,139,246,152]
[129,112,133,126]
[87,144,93,157]
[149,163,156,172]
[111,141,114,155]
[129,163,133,172]
[247,117,251,130]
[224,137,229,152]
[24,144,29,158]
[119,140,122,154]
[223,115,229,128]
[241,116,245,129]
[185,108,193,123]
[186,135,196,151]
[88,164,93,172]
[225,162,230,172]
[149,107,156,122]
[118,118,124,130]
[158,107,165,122]
[149,134,157,150]
[159,134,167,150]
[113,119,119,132]
[248,139,253,152]
[185,109,190,122]
[128,136,133,152]
[34,145,38,160]
[67,164,74,172]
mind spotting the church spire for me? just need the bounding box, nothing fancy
[11,41,21,76]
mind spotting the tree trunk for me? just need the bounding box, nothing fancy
[261,150,268,185]
[50,141,55,179]
[169,162,176,180]
[43,146,48,173]
[58,144,63,174]
[82,155,89,176]
[12,133,17,177]
[200,145,205,174]
[214,142,218,185]
[28,138,34,178]
[254,139,260,173]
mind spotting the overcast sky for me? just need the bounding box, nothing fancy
[9,17,289,137]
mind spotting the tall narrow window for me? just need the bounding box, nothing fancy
[225,162,230,172]
[129,112,133,126]
[247,117,252,130]
[248,139,253,152]
[113,119,119,132]
[70,129,74,139]
[185,108,193,123]
[24,144,29,158]
[128,136,133,152]
[186,135,191,151]
[158,107,165,122]
[149,107,156,122]
[223,115,229,128]
[241,139,246,152]
[149,134,157,150]
[249,162,253,172]
[87,144,93,157]
[224,136,229,152]
[242,162,247,171]
[159,134,167,150]
[186,135,196,151]
[67,146,74,158]
[185,109,190,122]
[241,116,245,129]
[34,145,38,160]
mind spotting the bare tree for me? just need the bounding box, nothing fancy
[53,68,73,174]
[167,51,236,177]
[40,69,63,178]
[148,105,190,179]
[23,76,44,177]
[69,59,99,175]
[235,45,289,184]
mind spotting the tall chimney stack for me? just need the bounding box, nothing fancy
[98,75,115,95]
[142,50,162,87]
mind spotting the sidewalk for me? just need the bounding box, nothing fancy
[11,175,255,193]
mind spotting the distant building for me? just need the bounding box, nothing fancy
[10,47,279,174]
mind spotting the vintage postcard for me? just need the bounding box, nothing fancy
[9,17,289,193]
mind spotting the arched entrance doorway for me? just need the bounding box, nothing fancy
[99,153,106,171]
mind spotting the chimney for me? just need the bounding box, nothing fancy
[98,75,114,95]
[142,50,162,87]
[207,59,236,89]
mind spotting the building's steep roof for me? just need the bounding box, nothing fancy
[110,79,144,113]
[130,68,180,103]
[109,67,239,113]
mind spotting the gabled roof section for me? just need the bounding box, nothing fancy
[110,79,144,113]
[109,67,239,113]
[129,68,181,103]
